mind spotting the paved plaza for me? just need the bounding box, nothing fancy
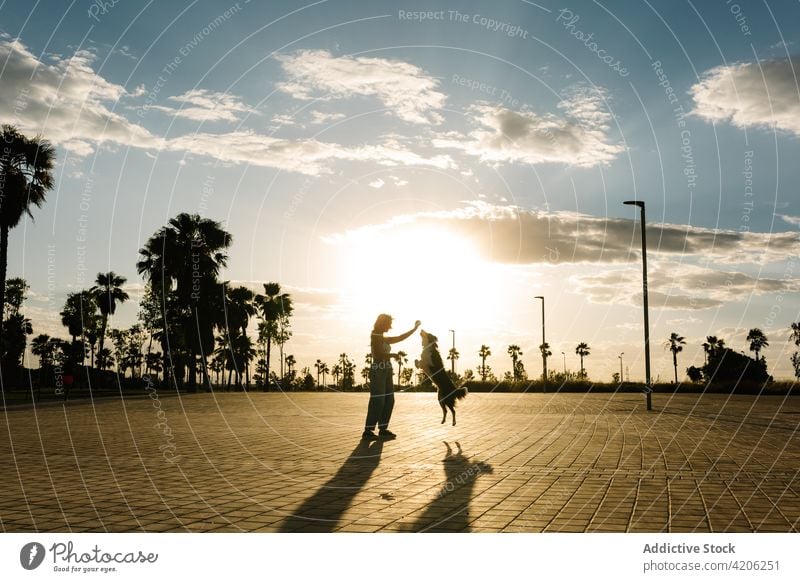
[1,391,798,532]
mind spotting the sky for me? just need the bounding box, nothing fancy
[1,0,799,381]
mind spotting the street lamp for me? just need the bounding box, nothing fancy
[534,296,546,393]
[561,351,566,375]
[623,200,652,411]
[618,352,624,383]
[449,329,456,374]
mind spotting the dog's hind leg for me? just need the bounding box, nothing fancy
[449,403,456,426]
[440,401,447,424]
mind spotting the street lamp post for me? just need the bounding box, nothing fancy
[561,351,566,375]
[618,352,624,383]
[449,329,455,375]
[623,200,652,411]
[534,296,546,393]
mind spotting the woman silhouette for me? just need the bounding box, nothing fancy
[363,314,420,440]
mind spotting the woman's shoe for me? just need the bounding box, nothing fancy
[362,430,377,440]
[378,429,396,440]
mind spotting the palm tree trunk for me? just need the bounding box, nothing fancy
[242,327,250,388]
[673,352,678,384]
[265,337,272,391]
[98,316,108,370]
[0,225,8,333]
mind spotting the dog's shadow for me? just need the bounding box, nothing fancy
[409,441,493,532]
[278,439,384,532]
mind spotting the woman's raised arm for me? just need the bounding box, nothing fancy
[385,320,421,344]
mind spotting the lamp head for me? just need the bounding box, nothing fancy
[534,295,544,300]
[623,200,645,208]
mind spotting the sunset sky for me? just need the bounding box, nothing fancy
[2,0,799,380]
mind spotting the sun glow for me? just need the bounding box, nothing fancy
[334,224,503,332]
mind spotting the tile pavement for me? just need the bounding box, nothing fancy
[1,391,798,532]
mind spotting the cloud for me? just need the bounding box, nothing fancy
[0,40,455,174]
[0,37,161,156]
[167,131,456,175]
[276,50,446,124]
[571,262,798,310]
[433,89,624,167]
[779,214,800,227]
[368,178,385,189]
[691,57,800,135]
[309,110,346,124]
[325,201,800,265]
[149,89,253,122]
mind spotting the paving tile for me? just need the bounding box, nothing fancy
[1,393,799,532]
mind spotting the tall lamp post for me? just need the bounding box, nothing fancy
[449,329,456,375]
[623,200,652,411]
[534,296,546,393]
[618,352,624,383]
[561,351,566,375]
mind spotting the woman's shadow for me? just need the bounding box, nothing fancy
[410,441,493,532]
[279,439,384,532]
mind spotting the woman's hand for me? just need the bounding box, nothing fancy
[414,320,421,329]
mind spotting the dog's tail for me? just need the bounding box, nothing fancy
[454,385,468,400]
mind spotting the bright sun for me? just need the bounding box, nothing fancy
[335,224,503,332]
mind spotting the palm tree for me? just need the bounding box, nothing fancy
[314,359,325,387]
[332,363,342,387]
[478,345,491,381]
[320,362,330,388]
[60,291,99,364]
[0,126,55,330]
[224,285,256,386]
[31,334,52,368]
[361,366,370,385]
[702,336,725,364]
[395,350,408,386]
[746,328,769,361]
[96,348,115,372]
[790,322,800,346]
[232,333,256,390]
[539,342,552,381]
[254,282,293,390]
[575,342,591,378]
[90,272,129,369]
[137,213,232,391]
[447,347,459,374]
[338,353,355,388]
[507,345,522,381]
[664,332,686,384]
[285,354,296,376]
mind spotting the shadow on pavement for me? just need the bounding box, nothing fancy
[410,441,493,532]
[278,438,384,532]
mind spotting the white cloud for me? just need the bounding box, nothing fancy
[779,214,800,227]
[149,89,253,122]
[309,110,346,124]
[167,131,456,175]
[368,178,385,189]
[691,57,800,135]
[0,37,161,156]
[433,89,623,167]
[0,40,456,174]
[276,50,446,124]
